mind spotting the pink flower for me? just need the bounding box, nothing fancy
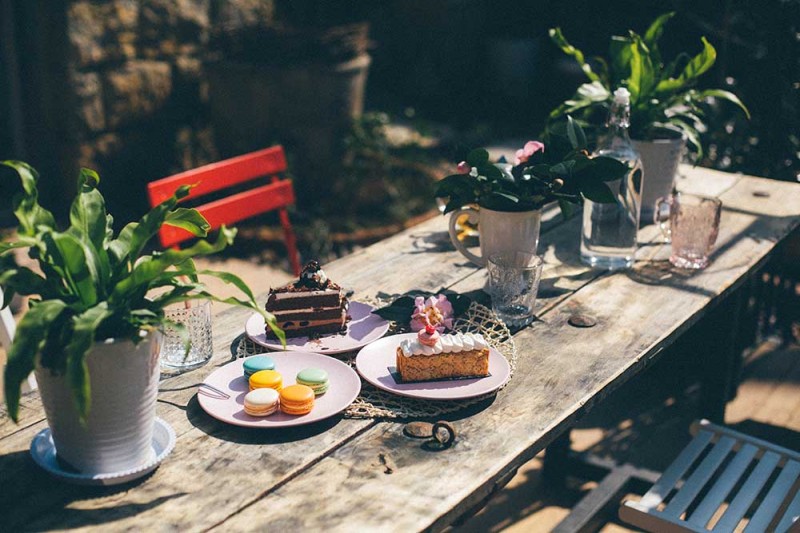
[456,161,471,174]
[514,140,545,166]
[409,294,454,332]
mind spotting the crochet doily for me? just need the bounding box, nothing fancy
[235,302,516,419]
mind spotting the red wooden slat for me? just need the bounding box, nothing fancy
[157,180,295,248]
[147,145,288,206]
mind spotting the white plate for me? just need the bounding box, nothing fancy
[246,301,390,354]
[197,352,361,428]
[355,333,511,400]
[29,417,176,486]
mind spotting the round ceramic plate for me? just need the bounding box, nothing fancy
[197,352,361,428]
[355,333,511,401]
[245,301,390,354]
[29,417,176,486]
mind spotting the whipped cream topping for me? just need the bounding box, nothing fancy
[399,332,488,357]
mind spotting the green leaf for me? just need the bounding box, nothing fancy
[576,156,628,182]
[44,232,98,307]
[695,89,750,119]
[628,36,655,104]
[549,27,600,82]
[466,148,490,167]
[566,116,588,150]
[434,174,475,199]
[579,178,617,203]
[4,300,68,422]
[64,303,113,422]
[1,161,56,236]
[70,169,108,250]
[655,37,716,94]
[609,35,633,85]
[557,199,577,219]
[643,12,675,67]
[164,208,211,237]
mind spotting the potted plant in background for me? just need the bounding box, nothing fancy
[1,161,282,477]
[207,0,371,208]
[547,12,749,220]
[435,119,627,266]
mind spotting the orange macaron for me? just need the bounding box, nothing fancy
[279,384,315,415]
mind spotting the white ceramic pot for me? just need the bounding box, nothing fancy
[633,136,686,222]
[35,332,161,474]
[448,206,542,267]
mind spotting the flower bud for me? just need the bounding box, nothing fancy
[456,161,471,174]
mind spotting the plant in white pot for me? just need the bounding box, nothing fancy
[435,119,627,266]
[547,12,749,220]
[1,161,283,475]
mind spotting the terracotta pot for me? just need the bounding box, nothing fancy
[35,332,161,473]
[447,206,542,267]
[633,136,686,222]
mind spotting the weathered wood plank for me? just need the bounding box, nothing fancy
[216,172,800,532]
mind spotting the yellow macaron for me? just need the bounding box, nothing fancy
[249,369,283,391]
[279,384,315,415]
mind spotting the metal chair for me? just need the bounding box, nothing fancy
[147,145,301,276]
[620,419,800,532]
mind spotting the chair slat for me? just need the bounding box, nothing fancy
[158,180,295,248]
[665,435,737,518]
[639,430,714,510]
[713,450,781,531]
[775,481,800,532]
[147,145,287,205]
[688,442,759,528]
[745,460,800,532]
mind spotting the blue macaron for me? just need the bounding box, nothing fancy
[243,355,276,377]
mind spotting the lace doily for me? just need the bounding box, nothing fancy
[235,302,516,419]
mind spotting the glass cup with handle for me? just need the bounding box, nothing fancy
[655,192,722,269]
[487,251,544,327]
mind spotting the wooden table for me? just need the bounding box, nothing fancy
[2,166,799,531]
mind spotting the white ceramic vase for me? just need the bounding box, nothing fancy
[448,206,542,267]
[35,332,161,474]
[633,136,686,222]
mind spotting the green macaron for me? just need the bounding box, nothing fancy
[243,355,276,377]
[296,367,329,396]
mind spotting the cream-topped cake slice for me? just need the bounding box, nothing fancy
[395,326,490,382]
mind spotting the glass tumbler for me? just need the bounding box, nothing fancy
[487,251,544,328]
[655,192,722,269]
[160,300,213,373]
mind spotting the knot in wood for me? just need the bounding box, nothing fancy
[568,314,597,328]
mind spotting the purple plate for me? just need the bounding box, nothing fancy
[197,353,361,428]
[355,333,511,401]
[245,301,390,355]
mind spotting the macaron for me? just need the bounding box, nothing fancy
[249,369,283,391]
[296,367,329,396]
[243,355,276,378]
[279,384,315,415]
[243,388,280,417]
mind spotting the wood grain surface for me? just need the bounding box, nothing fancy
[1,166,798,532]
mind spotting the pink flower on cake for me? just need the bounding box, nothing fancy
[514,140,545,165]
[410,294,454,332]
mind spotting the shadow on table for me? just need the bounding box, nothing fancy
[184,393,346,444]
[0,449,186,530]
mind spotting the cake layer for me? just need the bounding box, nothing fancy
[395,347,490,382]
[267,320,345,338]
[266,289,343,311]
[272,306,346,322]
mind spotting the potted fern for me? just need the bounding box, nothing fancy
[1,161,283,475]
[547,12,749,219]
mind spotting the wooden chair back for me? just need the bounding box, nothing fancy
[147,145,301,276]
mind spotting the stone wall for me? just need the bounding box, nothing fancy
[56,0,273,221]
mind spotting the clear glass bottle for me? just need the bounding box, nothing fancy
[580,87,643,269]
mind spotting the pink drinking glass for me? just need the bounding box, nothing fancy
[655,193,722,269]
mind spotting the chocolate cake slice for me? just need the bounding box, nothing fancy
[265,261,349,338]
